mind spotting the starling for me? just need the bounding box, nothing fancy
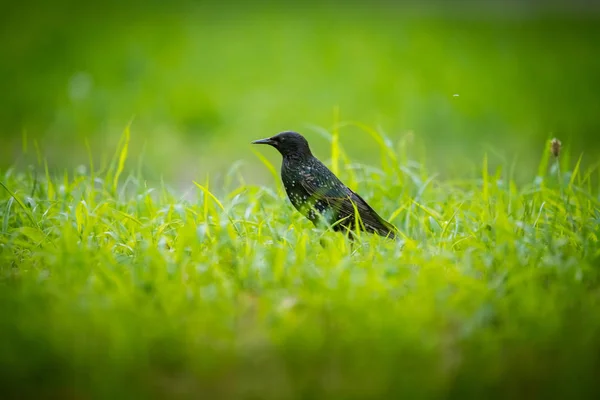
[252,131,398,239]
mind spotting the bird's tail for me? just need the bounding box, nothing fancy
[375,217,399,240]
[350,191,400,240]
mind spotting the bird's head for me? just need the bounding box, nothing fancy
[252,131,313,158]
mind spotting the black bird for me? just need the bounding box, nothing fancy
[252,131,398,239]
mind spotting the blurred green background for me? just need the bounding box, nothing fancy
[2,0,600,185]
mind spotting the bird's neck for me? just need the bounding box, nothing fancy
[283,152,313,163]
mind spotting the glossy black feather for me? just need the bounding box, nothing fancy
[253,131,398,239]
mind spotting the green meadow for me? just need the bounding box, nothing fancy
[1,2,600,399]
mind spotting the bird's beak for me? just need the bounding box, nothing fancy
[251,137,275,146]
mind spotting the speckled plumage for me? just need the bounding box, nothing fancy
[253,131,398,239]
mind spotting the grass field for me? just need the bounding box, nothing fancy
[1,127,599,399]
[3,1,600,398]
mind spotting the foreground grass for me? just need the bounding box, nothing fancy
[1,131,600,399]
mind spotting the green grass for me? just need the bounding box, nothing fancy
[1,127,600,399]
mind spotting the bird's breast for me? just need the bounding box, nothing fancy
[283,181,308,207]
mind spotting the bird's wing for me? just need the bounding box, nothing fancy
[299,172,398,237]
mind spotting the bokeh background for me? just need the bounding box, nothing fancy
[2,0,600,187]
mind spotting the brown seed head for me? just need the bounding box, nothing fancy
[550,138,561,158]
